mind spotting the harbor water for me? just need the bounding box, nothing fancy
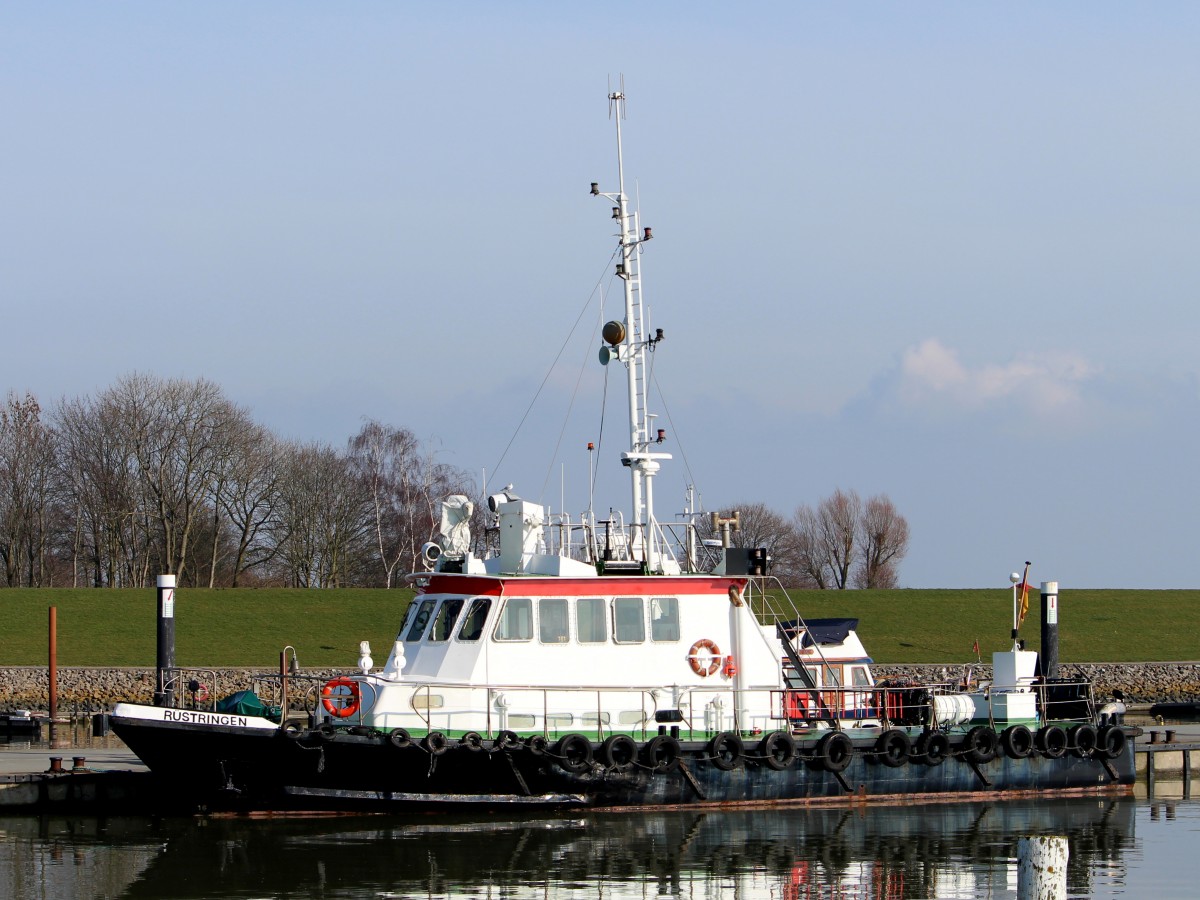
[2,727,1197,899]
[2,795,1198,899]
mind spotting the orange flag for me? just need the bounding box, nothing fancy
[1016,562,1035,628]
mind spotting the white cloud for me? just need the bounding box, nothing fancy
[895,338,1098,416]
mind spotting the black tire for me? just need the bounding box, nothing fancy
[816,731,854,773]
[423,731,449,756]
[642,735,682,774]
[916,730,950,766]
[874,728,911,767]
[1037,724,1068,759]
[965,726,998,764]
[282,722,304,739]
[459,731,485,752]
[759,731,796,771]
[1069,723,1098,758]
[388,727,411,749]
[1001,724,1034,759]
[600,734,638,772]
[526,734,549,756]
[1097,725,1127,760]
[554,733,593,774]
[708,731,744,771]
[493,729,521,752]
[317,722,338,740]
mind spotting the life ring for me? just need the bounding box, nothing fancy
[320,677,361,718]
[687,639,722,677]
[193,683,210,703]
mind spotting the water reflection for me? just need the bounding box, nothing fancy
[0,797,1150,900]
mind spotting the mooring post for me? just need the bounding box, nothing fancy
[48,606,58,722]
[1017,835,1068,900]
[154,574,177,707]
[1040,581,1059,680]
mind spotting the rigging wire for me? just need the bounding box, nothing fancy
[487,246,621,494]
[650,368,699,494]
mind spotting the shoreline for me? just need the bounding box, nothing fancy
[1,661,1198,713]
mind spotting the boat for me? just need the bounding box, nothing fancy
[110,90,1136,812]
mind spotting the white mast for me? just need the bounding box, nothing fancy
[593,87,670,571]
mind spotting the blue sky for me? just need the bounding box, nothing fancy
[4,3,1200,589]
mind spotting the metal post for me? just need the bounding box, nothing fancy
[155,574,177,707]
[48,606,58,722]
[1040,581,1059,680]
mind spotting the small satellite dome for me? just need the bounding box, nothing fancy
[602,320,626,346]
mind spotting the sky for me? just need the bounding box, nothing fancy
[4,3,1200,590]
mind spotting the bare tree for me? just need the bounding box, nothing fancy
[0,393,61,586]
[214,424,283,587]
[56,392,144,587]
[348,420,475,587]
[791,489,863,590]
[788,505,828,589]
[107,374,244,585]
[853,494,910,589]
[272,442,373,588]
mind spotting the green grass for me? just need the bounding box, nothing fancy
[0,588,415,668]
[759,588,1200,664]
[1,587,1197,667]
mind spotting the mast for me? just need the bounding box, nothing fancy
[593,88,670,571]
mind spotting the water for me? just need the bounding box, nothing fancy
[2,795,1198,899]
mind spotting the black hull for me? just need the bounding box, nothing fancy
[110,715,1136,814]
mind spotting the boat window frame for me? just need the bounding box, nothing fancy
[493,596,534,642]
[538,598,570,644]
[576,597,608,644]
[649,596,680,642]
[402,597,438,642]
[456,597,492,642]
[428,597,465,642]
[612,596,645,644]
[849,665,872,688]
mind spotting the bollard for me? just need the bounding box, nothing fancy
[72,757,87,772]
[1149,731,1159,744]
[1166,730,1176,743]
[46,757,64,774]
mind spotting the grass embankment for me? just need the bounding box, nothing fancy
[0,587,1197,667]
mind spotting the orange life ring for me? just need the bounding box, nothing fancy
[194,683,210,703]
[687,639,722,677]
[321,677,361,718]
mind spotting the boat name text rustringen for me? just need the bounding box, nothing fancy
[162,710,250,727]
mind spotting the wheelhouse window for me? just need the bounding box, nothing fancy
[539,598,569,643]
[849,665,872,688]
[429,598,464,642]
[576,597,607,643]
[494,597,533,641]
[613,597,645,644]
[403,598,437,642]
[650,597,679,641]
[457,598,492,642]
